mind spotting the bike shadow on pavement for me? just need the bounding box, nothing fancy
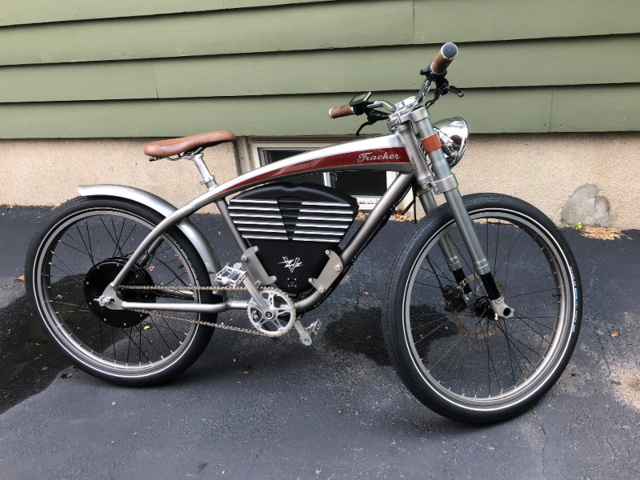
[0,293,71,415]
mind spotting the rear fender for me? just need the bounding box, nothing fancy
[77,185,221,278]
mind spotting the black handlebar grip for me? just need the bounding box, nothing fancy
[328,105,355,119]
[431,42,458,75]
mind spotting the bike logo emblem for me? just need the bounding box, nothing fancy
[357,151,401,163]
[280,257,304,273]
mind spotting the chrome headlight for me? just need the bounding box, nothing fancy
[433,117,469,168]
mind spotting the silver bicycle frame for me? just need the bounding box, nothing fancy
[92,90,512,318]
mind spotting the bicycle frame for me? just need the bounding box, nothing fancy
[31,40,579,419]
[86,103,513,319]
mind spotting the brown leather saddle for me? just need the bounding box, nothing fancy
[144,130,236,157]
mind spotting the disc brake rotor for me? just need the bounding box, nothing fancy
[453,275,508,340]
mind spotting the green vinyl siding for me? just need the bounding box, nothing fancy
[0,2,414,66]
[0,0,638,138]
[2,35,640,103]
[0,0,338,27]
[413,0,640,43]
[1,85,638,138]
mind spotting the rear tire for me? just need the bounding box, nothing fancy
[25,197,216,386]
[383,194,581,423]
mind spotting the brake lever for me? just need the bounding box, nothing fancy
[425,78,465,108]
[355,119,373,137]
[449,85,465,98]
[355,110,389,137]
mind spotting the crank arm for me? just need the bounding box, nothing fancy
[294,321,312,346]
[242,276,273,313]
[293,319,322,346]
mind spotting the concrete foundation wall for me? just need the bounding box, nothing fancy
[0,139,240,214]
[444,132,640,228]
[1,132,639,227]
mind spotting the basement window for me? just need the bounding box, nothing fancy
[242,138,398,211]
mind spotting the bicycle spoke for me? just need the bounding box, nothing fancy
[404,209,572,408]
[33,207,202,378]
[509,286,559,299]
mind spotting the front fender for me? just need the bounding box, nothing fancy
[77,185,221,277]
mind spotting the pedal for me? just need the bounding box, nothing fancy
[306,319,322,336]
[294,319,322,346]
[214,263,247,288]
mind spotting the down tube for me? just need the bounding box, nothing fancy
[294,172,414,312]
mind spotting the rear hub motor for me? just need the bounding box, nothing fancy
[84,258,156,328]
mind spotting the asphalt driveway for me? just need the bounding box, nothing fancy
[1,205,639,479]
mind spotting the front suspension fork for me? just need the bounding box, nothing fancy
[418,190,467,285]
[396,114,514,319]
[419,188,513,318]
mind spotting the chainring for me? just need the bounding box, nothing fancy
[247,287,296,337]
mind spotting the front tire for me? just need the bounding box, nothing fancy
[383,194,581,423]
[25,197,217,386]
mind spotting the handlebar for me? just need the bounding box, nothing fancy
[328,42,459,120]
[430,42,458,75]
[328,105,355,118]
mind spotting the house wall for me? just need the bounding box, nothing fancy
[1,1,639,224]
[3,133,640,227]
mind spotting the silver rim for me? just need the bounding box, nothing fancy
[33,207,204,379]
[402,208,575,411]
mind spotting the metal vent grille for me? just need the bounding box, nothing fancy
[229,199,355,243]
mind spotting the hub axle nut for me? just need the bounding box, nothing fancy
[98,296,114,307]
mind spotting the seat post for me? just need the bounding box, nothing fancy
[191,152,217,190]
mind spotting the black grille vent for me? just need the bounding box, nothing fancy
[228,183,358,245]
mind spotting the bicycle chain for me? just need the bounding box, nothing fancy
[119,284,296,337]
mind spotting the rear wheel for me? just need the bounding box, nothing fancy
[25,197,217,386]
[383,194,581,423]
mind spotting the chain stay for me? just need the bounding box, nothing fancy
[120,284,296,337]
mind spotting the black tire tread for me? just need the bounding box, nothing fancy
[24,196,216,387]
[382,193,582,423]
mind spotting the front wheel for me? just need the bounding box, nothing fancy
[383,194,581,423]
[25,197,217,386]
